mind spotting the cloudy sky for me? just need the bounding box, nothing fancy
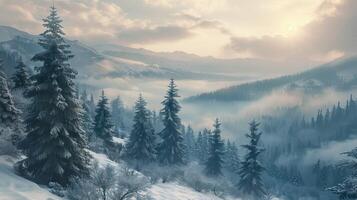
[0,0,356,67]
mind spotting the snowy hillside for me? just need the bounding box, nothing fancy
[148,183,225,200]
[0,156,60,200]
[0,152,246,200]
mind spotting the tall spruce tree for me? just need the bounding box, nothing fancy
[18,7,90,185]
[11,61,31,90]
[19,42,90,185]
[205,118,225,176]
[93,90,114,147]
[39,6,73,60]
[238,120,266,199]
[158,79,185,165]
[125,94,156,162]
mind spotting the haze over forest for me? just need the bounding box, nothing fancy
[0,1,357,200]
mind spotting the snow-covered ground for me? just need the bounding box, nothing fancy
[0,152,241,200]
[0,155,60,200]
[112,137,126,145]
[90,151,233,200]
[148,182,226,200]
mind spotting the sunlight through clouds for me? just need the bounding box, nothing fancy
[0,0,355,68]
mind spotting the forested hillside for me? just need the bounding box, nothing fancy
[187,56,357,102]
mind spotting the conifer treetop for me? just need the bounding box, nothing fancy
[39,5,73,60]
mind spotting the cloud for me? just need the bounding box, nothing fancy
[0,0,231,46]
[118,25,193,44]
[0,0,332,62]
[303,137,357,165]
[226,0,357,63]
[0,0,42,32]
[0,0,140,44]
[143,0,229,13]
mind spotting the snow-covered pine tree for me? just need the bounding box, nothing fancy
[111,96,125,135]
[205,118,225,176]
[195,131,204,161]
[125,94,156,162]
[0,60,21,147]
[157,79,185,165]
[18,42,91,185]
[316,110,324,128]
[80,90,94,142]
[39,6,73,60]
[201,128,212,163]
[324,109,330,126]
[87,93,96,118]
[151,110,160,133]
[0,60,20,127]
[238,120,266,199]
[93,90,115,150]
[225,140,240,173]
[183,125,195,161]
[327,147,357,199]
[11,61,31,90]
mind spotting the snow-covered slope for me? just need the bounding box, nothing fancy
[148,182,225,200]
[90,151,236,200]
[0,156,60,200]
[0,151,283,200]
[0,153,232,200]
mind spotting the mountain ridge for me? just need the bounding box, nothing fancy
[0,25,242,81]
[185,55,357,103]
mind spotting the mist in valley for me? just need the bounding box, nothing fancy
[1,0,357,200]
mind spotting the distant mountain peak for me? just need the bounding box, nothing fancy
[0,25,35,42]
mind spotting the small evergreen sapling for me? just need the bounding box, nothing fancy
[11,61,31,90]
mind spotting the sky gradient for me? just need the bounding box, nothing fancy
[0,0,355,69]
